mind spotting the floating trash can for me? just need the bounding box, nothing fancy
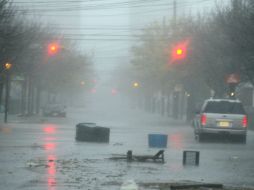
[148,134,168,148]
[94,126,110,143]
[76,123,110,143]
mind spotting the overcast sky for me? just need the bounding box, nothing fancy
[13,0,230,81]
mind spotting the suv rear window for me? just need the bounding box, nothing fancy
[203,101,245,114]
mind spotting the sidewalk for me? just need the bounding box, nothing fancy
[0,113,46,124]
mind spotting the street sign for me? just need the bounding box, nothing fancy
[226,74,240,84]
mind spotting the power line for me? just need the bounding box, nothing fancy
[14,0,212,13]
[14,0,166,10]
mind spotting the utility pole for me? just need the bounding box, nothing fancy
[4,72,10,123]
[4,62,12,123]
[173,0,177,24]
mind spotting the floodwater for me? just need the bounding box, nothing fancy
[0,106,254,190]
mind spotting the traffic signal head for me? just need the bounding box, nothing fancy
[80,81,85,86]
[4,62,12,70]
[111,88,118,95]
[133,82,139,88]
[170,39,190,62]
[176,48,183,55]
[47,43,59,56]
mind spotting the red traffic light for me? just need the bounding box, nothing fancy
[111,88,118,95]
[47,43,59,56]
[171,39,190,62]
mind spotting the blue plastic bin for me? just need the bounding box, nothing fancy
[148,134,168,148]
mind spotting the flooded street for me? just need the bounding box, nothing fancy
[1,0,254,189]
[0,105,254,190]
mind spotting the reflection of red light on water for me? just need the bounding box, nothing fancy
[48,177,56,187]
[44,143,56,151]
[48,162,56,175]
[43,125,57,189]
[47,155,56,176]
[48,155,56,161]
[44,137,57,141]
[169,134,183,149]
[47,155,57,189]
[43,124,57,134]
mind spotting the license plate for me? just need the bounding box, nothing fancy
[218,121,230,127]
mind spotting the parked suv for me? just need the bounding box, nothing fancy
[193,98,247,143]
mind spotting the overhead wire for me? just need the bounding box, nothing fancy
[9,0,216,55]
[14,0,167,11]
[14,0,212,13]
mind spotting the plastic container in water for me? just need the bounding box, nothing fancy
[148,134,168,148]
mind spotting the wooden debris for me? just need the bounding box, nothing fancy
[170,183,223,190]
[110,150,165,163]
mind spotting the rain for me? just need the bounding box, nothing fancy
[0,0,254,189]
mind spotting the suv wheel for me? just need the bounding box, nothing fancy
[197,133,205,142]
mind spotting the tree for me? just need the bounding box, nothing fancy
[0,0,94,115]
[189,0,254,95]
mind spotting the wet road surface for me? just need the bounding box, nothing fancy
[0,105,254,190]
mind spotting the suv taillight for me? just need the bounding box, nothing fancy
[201,114,207,126]
[242,115,248,128]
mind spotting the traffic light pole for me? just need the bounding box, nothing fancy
[4,71,10,123]
[173,0,177,24]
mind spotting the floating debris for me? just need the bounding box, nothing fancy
[120,180,139,190]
